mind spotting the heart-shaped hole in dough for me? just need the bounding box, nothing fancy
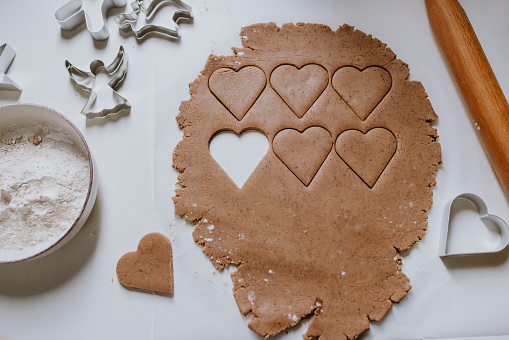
[209,129,269,188]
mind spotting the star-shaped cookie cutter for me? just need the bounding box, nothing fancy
[55,0,127,40]
[439,193,509,258]
[0,44,22,92]
[115,0,193,40]
[66,45,131,118]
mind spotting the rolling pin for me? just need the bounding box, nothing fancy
[425,0,509,198]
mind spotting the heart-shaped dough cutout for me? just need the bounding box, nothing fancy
[209,66,266,121]
[273,126,332,186]
[210,129,269,188]
[332,66,391,121]
[270,64,328,118]
[439,194,509,257]
[116,233,174,294]
[335,128,396,188]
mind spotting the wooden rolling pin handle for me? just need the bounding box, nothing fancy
[425,0,509,198]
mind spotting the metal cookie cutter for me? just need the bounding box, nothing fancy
[439,193,509,257]
[115,0,193,40]
[55,0,127,40]
[66,45,131,118]
[0,44,22,92]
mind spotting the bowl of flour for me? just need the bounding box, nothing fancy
[0,103,98,263]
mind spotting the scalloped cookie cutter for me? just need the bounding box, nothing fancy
[0,44,22,92]
[66,45,130,118]
[115,0,193,40]
[439,193,509,257]
[55,0,127,40]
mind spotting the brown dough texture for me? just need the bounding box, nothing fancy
[173,23,441,339]
[116,233,174,294]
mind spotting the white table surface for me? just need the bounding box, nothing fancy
[2,1,509,339]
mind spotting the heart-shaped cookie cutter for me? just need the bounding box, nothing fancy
[439,193,509,257]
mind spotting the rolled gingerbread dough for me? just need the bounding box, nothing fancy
[173,23,441,340]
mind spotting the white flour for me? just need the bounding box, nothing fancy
[0,122,90,261]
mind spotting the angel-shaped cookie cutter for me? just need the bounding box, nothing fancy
[0,44,22,92]
[66,45,131,118]
[55,0,127,40]
[115,0,193,40]
[439,193,509,257]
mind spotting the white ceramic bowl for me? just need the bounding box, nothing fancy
[0,103,98,263]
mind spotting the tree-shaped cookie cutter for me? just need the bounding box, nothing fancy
[55,0,127,40]
[115,0,193,40]
[439,193,509,257]
[0,44,22,92]
[66,45,130,118]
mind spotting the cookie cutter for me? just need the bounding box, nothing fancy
[439,193,509,257]
[55,0,127,40]
[0,44,22,92]
[66,45,131,118]
[115,0,193,40]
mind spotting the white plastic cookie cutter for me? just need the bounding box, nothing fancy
[439,193,509,257]
[55,0,127,40]
[0,44,22,92]
[66,45,130,118]
[115,0,193,40]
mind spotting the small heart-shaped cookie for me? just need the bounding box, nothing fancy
[273,126,332,186]
[270,64,328,118]
[335,128,396,188]
[209,66,266,121]
[116,233,174,294]
[439,194,509,257]
[332,66,391,121]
